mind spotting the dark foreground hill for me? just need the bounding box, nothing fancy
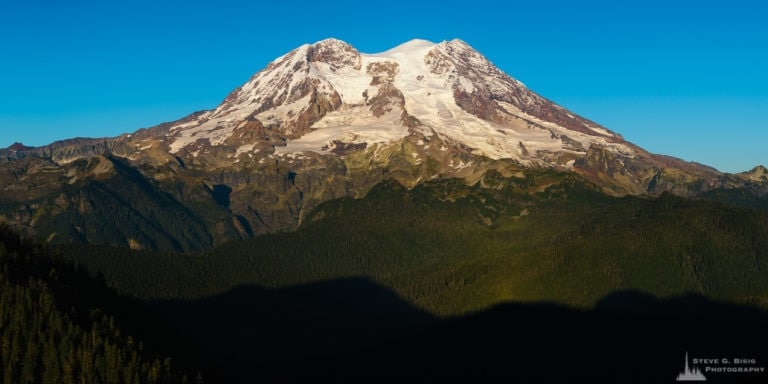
[4,166,768,382]
[155,281,768,383]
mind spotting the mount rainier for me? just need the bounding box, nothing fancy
[1,38,764,250]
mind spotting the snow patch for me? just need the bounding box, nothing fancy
[368,39,436,57]
[587,125,614,137]
[237,144,254,154]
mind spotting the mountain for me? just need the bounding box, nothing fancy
[1,38,766,249]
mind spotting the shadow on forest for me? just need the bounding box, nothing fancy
[154,279,768,383]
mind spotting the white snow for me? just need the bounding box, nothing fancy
[458,76,476,93]
[310,61,371,105]
[236,144,258,155]
[275,106,409,154]
[453,160,472,170]
[587,125,614,137]
[369,39,436,57]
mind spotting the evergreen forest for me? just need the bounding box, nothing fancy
[3,170,768,383]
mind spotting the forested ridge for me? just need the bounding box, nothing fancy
[66,171,768,315]
[0,225,208,383]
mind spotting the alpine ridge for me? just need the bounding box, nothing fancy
[1,38,766,249]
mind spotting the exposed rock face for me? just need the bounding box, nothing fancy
[291,89,343,138]
[367,61,399,85]
[2,38,766,250]
[307,38,362,71]
[368,83,405,118]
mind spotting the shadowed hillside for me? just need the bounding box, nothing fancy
[0,226,214,383]
[154,278,436,382]
[153,280,768,383]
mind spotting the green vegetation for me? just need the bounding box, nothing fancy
[0,226,207,383]
[64,170,768,316]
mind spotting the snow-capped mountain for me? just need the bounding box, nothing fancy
[2,38,764,249]
[163,38,633,167]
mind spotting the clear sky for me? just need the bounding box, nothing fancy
[1,0,766,172]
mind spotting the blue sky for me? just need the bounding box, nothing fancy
[1,0,766,172]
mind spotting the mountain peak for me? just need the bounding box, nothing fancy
[306,38,361,70]
[442,38,472,49]
[308,38,358,55]
[6,142,33,151]
[312,37,349,46]
[740,165,768,181]
[164,37,633,164]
